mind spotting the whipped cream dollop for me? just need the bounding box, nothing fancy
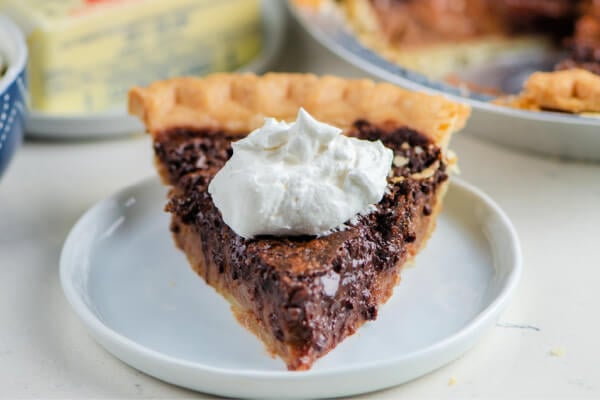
[208,108,393,238]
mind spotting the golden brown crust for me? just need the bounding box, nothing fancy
[494,69,600,113]
[509,69,600,113]
[129,73,470,150]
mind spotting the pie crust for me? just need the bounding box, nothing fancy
[129,73,469,149]
[496,68,600,113]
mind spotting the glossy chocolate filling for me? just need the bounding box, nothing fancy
[154,121,448,370]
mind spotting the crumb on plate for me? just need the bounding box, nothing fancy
[550,347,566,357]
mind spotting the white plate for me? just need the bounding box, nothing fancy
[60,178,521,399]
[26,0,286,140]
[288,2,600,161]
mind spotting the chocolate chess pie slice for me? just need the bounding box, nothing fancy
[128,73,470,370]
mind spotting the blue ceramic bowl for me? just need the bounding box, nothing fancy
[0,16,27,178]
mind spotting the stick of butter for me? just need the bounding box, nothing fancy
[0,0,262,114]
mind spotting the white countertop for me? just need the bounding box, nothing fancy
[2,19,599,399]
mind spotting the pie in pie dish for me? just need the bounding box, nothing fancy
[128,73,470,370]
[301,0,599,76]
[295,0,600,114]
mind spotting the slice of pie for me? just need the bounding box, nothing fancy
[128,73,470,370]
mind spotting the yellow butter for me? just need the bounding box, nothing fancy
[0,0,262,114]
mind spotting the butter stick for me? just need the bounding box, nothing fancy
[1,0,262,114]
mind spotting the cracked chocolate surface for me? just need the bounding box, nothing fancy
[154,120,448,370]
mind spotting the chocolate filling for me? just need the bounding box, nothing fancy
[154,121,447,370]
[368,0,576,46]
[557,10,600,75]
[368,0,600,75]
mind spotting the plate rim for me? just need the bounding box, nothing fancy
[287,1,600,128]
[60,177,522,384]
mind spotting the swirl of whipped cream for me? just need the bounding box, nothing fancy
[208,108,393,238]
